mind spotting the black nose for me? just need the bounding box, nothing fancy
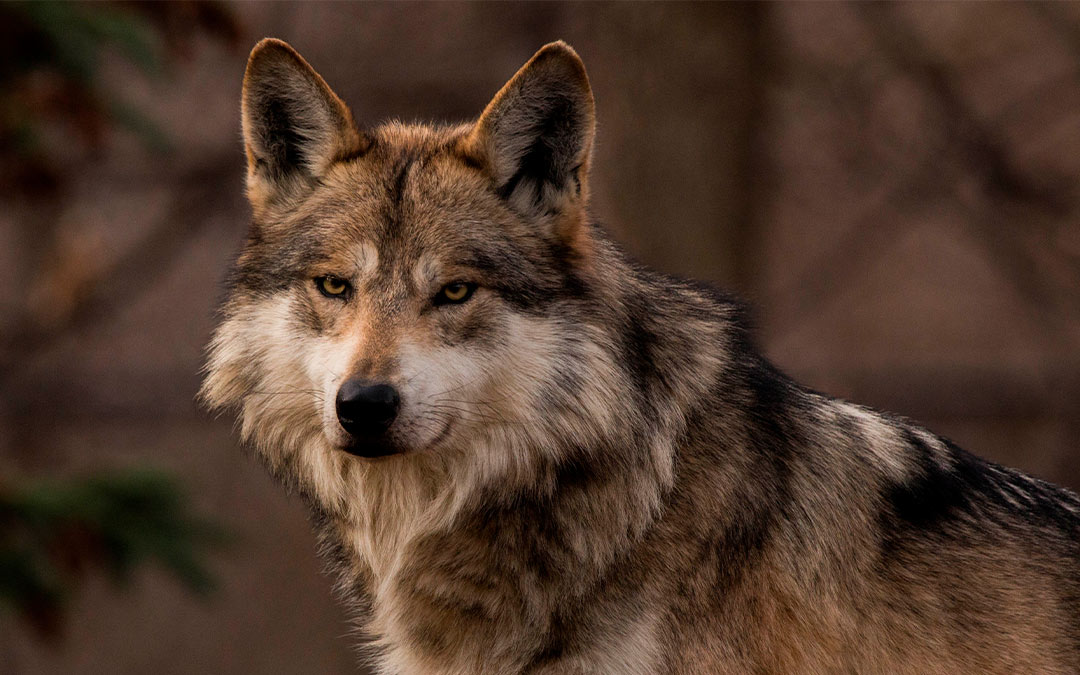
[335,380,400,439]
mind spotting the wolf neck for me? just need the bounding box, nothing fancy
[316,234,745,648]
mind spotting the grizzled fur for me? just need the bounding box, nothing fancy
[203,39,1080,674]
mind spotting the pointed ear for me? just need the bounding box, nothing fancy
[463,41,595,223]
[241,38,367,212]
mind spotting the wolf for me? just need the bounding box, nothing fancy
[202,38,1080,674]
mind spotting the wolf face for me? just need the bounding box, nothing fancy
[201,40,650,518]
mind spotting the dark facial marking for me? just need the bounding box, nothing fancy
[389,156,414,212]
[229,226,328,297]
[441,305,501,348]
[296,290,325,333]
[459,237,589,314]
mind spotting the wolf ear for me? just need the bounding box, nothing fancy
[241,38,367,212]
[464,42,595,225]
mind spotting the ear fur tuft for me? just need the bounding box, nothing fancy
[241,38,367,212]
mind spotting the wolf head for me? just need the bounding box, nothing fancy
[202,40,681,517]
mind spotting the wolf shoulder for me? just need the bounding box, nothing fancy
[774,391,1080,558]
[656,383,1080,671]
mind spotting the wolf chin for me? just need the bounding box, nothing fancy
[202,39,1080,674]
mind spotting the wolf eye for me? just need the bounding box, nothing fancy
[316,275,350,298]
[435,282,476,305]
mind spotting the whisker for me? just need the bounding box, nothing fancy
[435,397,507,407]
[423,404,510,426]
[249,388,323,395]
[428,376,488,399]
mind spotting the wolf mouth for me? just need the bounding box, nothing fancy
[339,420,454,459]
[340,440,400,458]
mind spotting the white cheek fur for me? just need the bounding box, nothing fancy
[395,339,488,450]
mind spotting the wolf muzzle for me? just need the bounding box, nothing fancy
[335,380,401,457]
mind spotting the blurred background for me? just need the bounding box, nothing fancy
[1,2,1078,673]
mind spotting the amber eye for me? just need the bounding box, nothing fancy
[436,282,476,305]
[316,275,350,298]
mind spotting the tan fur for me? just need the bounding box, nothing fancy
[204,39,1080,674]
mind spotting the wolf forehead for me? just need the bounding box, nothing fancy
[233,125,584,304]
